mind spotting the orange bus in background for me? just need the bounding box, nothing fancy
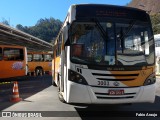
[0,45,27,79]
[27,52,52,76]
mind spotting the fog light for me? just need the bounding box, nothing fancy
[78,79,83,83]
[143,73,156,86]
[68,69,88,85]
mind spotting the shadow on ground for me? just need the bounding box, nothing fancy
[0,75,52,111]
[74,96,160,120]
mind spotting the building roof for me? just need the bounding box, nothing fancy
[0,23,53,52]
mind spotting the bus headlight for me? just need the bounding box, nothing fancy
[68,69,88,85]
[143,73,156,86]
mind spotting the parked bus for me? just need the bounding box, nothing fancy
[27,52,52,76]
[52,4,156,104]
[0,45,27,79]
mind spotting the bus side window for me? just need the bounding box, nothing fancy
[3,48,24,61]
[39,54,43,61]
[44,54,51,61]
[0,47,2,60]
[27,54,33,61]
[33,54,40,61]
[18,49,24,60]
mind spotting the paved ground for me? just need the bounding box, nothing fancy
[0,75,160,120]
[156,76,160,96]
[0,75,52,111]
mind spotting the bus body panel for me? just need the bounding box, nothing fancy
[65,63,156,103]
[69,63,155,87]
[67,81,155,104]
[52,52,55,80]
[67,81,92,103]
[24,47,28,75]
[0,45,26,79]
[28,61,51,72]
[53,56,61,84]
[0,61,26,79]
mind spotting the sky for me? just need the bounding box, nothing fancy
[0,0,131,27]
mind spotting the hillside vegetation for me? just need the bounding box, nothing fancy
[1,1,160,43]
[128,0,160,34]
[16,17,62,43]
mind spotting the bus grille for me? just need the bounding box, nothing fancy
[92,73,139,81]
[91,71,140,99]
[95,92,136,99]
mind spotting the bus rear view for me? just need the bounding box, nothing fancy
[53,4,156,104]
[0,45,27,80]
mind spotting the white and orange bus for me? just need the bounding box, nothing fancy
[27,52,52,76]
[0,45,27,79]
[52,4,156,104]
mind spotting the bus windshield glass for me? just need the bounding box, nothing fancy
[70,21,154,66]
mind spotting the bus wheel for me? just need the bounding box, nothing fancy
[52,80,57,86]
[57,79,60,92]
[35,68,43,76]
[57,80,66,103]
[58,93,66,103]
[58,92,66,103]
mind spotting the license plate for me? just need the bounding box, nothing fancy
[108,89,124,95]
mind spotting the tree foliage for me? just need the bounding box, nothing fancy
[16,17,62,43]
[1,18,10,26]
[150,14,160,34]
[12,14,160,43]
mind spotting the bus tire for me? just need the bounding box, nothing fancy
[52,80,57,86]
[57,79,60,92]
[58,92,66,103]
[124,103,132,106]
[35,68,43,76]
[57,79,66,103]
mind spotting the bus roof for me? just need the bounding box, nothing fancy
[71,4,146,12]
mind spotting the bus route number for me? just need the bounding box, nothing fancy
[97,80,109,86]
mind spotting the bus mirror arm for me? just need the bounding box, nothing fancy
[65,28,71,46]
[65,38,70,46]
[67,22,70,26]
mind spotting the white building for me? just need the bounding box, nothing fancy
[154,34,160,75]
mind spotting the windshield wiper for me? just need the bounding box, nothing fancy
[119,20,136,53]
[92,18,108,41]
[71,57,89,64]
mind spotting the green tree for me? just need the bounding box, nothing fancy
[1,18,10,26]
[16,17,62,43]
[150,14,160,34]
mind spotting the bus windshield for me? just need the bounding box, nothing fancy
[70,21,155,66]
